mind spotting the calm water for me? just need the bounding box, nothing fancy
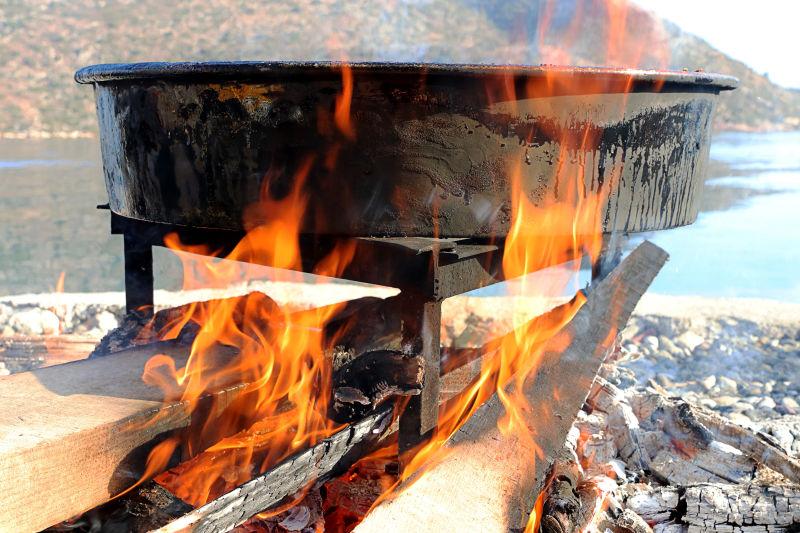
[639,131,800,302]
[0,133,797,300]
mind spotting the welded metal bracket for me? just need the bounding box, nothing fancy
[108,212,505,451]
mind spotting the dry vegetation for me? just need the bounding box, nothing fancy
[0,0,799,137]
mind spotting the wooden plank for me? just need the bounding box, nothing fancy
[354,241,668,533]
[0,295,407,532]
[0,341,242,533]
[0,334,97,370]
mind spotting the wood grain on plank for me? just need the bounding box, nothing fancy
[0,341,241,533]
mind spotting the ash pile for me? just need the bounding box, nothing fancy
[539,296,800,533]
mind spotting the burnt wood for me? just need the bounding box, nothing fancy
[331,350,424,422]
[151,405,394,533]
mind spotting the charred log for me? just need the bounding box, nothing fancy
[331,350,424,422]
[152,405,394,533]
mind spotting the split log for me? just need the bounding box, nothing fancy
[691,408,800,484]
[622,386,800,484]
[354,241,668,532]
[589,379,800,486]
[0,341,244,533]
[682,483,800,531]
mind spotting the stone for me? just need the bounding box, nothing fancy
[728,412,753,426]
[717,375,739,394]
[655,374,675,388]
[744,408,762,421]
[658,335,680,355]
[95,310,119,333]
[677,331,705,352]
[654,350,674,362]
[643,335,659,352]
[701,375,717,391]
[624,342,640,355]
[780,396,799,415]
[757,397,776,410]
[699,398,717,409]
[768,425,794,451]
[9,308,60,336]
[714,396,739,408]
[743,383,764,396]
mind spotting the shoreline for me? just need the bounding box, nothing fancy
[1,288,798,428]
[1,289,797,339]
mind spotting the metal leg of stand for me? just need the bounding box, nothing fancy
[123,232,154,318]
[398,296,442,455]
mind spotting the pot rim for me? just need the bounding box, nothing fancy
[75,61,738,90]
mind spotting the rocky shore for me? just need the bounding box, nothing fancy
[1,289,798,401]
[618,295,800,442]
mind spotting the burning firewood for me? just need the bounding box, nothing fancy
[93,292,425,424]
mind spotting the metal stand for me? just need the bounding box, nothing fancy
[122,232,154,317]
[109,213,504,451]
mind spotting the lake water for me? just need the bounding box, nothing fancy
[0,132,797,301]
[637,131,800,302]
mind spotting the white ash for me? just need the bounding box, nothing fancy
[564,368,800,532]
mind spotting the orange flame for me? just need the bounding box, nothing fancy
[362,0,667,525]
[334,64,355,140]
[123,1,672,525]
[126,120,358,508]
[54,271,65,293]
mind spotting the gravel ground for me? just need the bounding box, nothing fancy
[1,290,798,422]
[617,295,800,431]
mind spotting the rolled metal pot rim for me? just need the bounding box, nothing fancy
[74,61,738,91]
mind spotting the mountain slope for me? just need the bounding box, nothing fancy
[0,0,797,136]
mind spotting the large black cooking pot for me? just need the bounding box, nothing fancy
[75,62,736,237]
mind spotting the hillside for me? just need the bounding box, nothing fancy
[1,0,798,136]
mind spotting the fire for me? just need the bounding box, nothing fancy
[54,271,65,293]
[334,64,355,140]
[127,67,360,508]
[121,1,671,528]
[370,74,611,505]
[359,0,668,526]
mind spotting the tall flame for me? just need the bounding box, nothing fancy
[129,66,360,508]
[126,1,671,527]
[355,0,667,526]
